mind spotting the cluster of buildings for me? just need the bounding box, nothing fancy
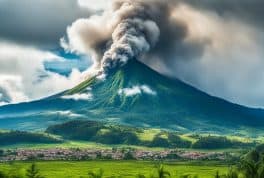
[0,148,231,162]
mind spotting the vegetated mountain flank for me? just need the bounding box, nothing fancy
[46,120,192,148]
[46,120,254,149]
[0,131,62,146]
[0,120,254,149]
[0,60,264,133]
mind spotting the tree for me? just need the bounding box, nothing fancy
[88,169,104,178]
[239,149,264,178]
[214,171,220,178]
[155,165,170,178]
[0,171,7,178]
[225,167,238,178]
[123,151,135,160]
[179,175,198,178]
[0,150,4,157]
[26,163,44,178]
[136,174,146,178]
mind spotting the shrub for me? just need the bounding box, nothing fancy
[26,163,44,178]
[88,169,104,178]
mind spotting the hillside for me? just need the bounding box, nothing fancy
[45,120,254,149]
[0,131,62,146]
[0,60,264,134]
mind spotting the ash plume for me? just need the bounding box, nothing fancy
[101,16,160,73]
[63,0,204,75]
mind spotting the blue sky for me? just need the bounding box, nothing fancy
[0,0,264,108]
[44,49,91,76]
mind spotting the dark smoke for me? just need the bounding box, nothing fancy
[183,0,264,30]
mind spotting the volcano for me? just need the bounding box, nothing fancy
[0,60,264,134]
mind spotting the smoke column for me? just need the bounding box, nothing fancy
[100,2,160,73]
[62,0,200,76]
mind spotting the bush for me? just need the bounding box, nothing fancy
[26,163,44,178]
[123,151,135,160]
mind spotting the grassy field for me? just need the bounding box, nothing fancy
[0,161,228,178]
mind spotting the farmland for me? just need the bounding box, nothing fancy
[0,160,228,178]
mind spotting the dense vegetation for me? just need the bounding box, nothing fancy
[46,120,192,148]
[0,131,62,146]
[46,120,253,149]
[192,136,254,149]
[46,120,140,145]
[0,120,254,150]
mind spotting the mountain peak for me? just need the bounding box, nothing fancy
[59,60,264,133]
[0,59,264,133]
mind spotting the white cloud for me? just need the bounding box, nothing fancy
[46,110,83,118]
[118,86,141,97]
[0,75,28,103]
[118,85,156,97]
[61,93,93,101]
[0,102,8,106]
[78,0,110,10]
[141,85,157,95]
[0,42,86,105]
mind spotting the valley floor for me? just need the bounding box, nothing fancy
[0,160,228,178]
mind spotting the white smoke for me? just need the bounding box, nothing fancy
[0,42,86,105]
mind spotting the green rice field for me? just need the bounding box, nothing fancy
[0,161,228,178]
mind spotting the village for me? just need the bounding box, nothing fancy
[0,148,234,162]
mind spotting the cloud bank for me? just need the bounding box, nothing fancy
[0,42,86,105]
[0,0,94,48]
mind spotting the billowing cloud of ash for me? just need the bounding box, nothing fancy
[101,18,159,73]
[62,0,206,75]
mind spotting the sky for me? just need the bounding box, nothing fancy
[0,0,264,108]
